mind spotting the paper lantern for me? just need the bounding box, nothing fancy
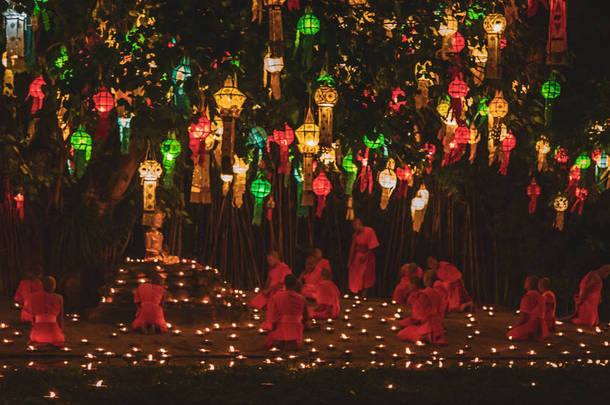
[189,114,212,204]
[342,153,358,196]
[270,123,294,175]
[595,152,608,183]
[27,76,46,115]
[383,18,397,37]
[161,136,181,187]
[138,160,163,224]
[571,187,588,215]
[499,131,516,175]
[438,14,458,59]
[70,126,92,179]
[214,76,246,175]
[436,97,450,118]
[296,9,320,36]
[364,132,384,150]
[489,92,508,119]
[314,82,339,147]
[448,75,469,124]
[248,126,268,150]
[411,184,429,232]
[575,154,591,170]
[92,87,114,141]
[414,61,434,110]
[526,178,541,214]
[547,0,568,64]
[295,7,320,68]
[454,126,470,145]
[118,115,133,154]
[172,57,191,112]
[263,54,284,100]
[470,45,488,85]
[265,0,286,58]
[553,195,569,231]
[13,193,24,221]
[232,157,249,208]
[296,109,320,203]
[541,80,561,99]
[313,171,331,218]
[378,159,397,210]
[451,32,465,54]
[536,136,550,171]
[3,7,28,71]
[483,13,506,79]
[555,147,569,165]
[251,178,271,225]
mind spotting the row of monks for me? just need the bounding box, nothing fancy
[11,219,610,348]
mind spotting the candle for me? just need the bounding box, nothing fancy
[92,380,107,388]
[44,391,58,399]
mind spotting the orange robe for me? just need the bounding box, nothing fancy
[265,290,306,348]
[392,277,414,305]
[26,291,65,347]
[433,280,449,318]
[436,261,472,312]
[301,259,331,299]
[250,262,292,310]
[131,283,168,332]
[348,226,379,293]
[398,290,440,342]
[309,280,341,319]
[542,290,556,332]
[506,290,549,342]
[571,271,602,326]
[14,280,43,323]
[422,287,446,343]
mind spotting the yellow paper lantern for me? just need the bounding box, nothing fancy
[483,13,507,80]
[214,76,246,175]
[295,109,320,203]
[314,85,339,147]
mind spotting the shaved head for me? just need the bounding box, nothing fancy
[524,275,539,291]
[42,276,56,293]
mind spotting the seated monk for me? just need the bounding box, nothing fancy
[538,277,556,333]
[507,275,549,342]
[265,274,308,350]
[427,256,473,313]
[300,249,331,300]
[567,265,610,327]
[14,268,43,323]
[26,276,65,348]
[250,251,292,310]
[309,268,341,320]
[397,277,446,344]
[433,279,449,318]
[422,270,447,344]
[131,273,168,333]
[392,263,423,305]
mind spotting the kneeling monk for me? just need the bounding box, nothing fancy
[14,269,43,323]
[507,275,549,342]
[265,274,308,349]
[250,251,292,310]
[538,277,556,332]
[26,276,65,347]
[132,273,168,333]
[309,268,341,320]
[567,265,610,327]
[427,257,473,313]
[300,249,331,299]
[392,263,423,305]
[398,277,446,344]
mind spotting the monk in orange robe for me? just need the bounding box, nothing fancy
[300,249,331,300]
[348,219,379,296]
[26,276,65,348]
[507,275,549,342]
[422,270,447,343]
[538,277,556,332]
[392,263,423,305]
[397,277,446,344]
[309,268,341,320]
[427,256,473,313]
[567,265,610,326]
[265,274,308,349]
[250,251,292,310]
[14,269,43,323]
[131,273,168,333]
[433,279,449,318]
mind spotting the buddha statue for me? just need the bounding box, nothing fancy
[144,211,179,264]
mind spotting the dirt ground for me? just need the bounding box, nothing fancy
[1,295,609,369]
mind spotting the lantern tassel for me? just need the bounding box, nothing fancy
[316,195,326,218]
[94,112,111,141]
[253,199,264,226]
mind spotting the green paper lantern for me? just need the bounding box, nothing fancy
[250,178,271,226]
[364,132,384,150]
[342,154,357,173]
[297,11,320,36]
[172,57,192,85]
[248,126,267,149]
[342,154,358,196]
[541,80,561,100]
[575,153,591,169]
[70,126,92,179]
[161,137,182,186]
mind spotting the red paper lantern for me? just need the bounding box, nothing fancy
[313,171,332,218]
[271,123,294,175]
[451,32,465,53]
[454,126,470,144]
[28,76,46,115]
[448,78,469,99]
[526,178,541,214]
[501,132,516,152]
[93,88,114,113]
